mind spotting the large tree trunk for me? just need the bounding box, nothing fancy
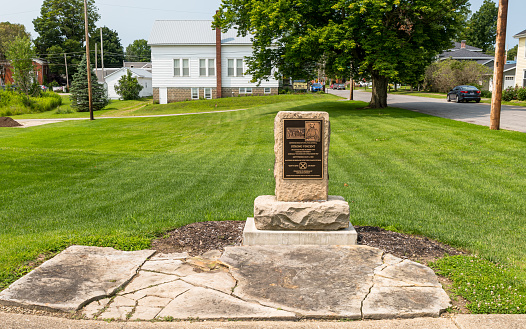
[369,71,388,108]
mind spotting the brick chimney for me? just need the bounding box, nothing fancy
[461,40,466,49]
[216,18,222,98]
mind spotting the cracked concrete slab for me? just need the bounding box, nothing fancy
[121,271,178,294]
[122,280,193,301]
[0,246,155,312]
[362,286,451,319]
[220,245,383,318]
[156,287,295,320]
[181,270,236,294]
[140,259,184,274]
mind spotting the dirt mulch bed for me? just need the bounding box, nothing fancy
[152,220,466,263]
[0,117,22,127]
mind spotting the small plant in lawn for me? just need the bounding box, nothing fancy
[432,256,526,314]
[114,69,143,100]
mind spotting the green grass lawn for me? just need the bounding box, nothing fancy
[1,94,526,312]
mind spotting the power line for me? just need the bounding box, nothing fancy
[97,2,211,14]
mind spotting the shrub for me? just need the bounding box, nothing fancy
[480,90,492,98]
[516,87,526,101]
[0,89,62,116]
[502,87,517,102]
[424,59,491,93]
[114,69,143,100]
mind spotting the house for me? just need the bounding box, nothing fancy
[513,29,526,87]
[438,41,495,68]
[439,40,517,91]
[148,20,279,104]
[0,58,49,86]
[103,67,153,100]
[95,62,151,83]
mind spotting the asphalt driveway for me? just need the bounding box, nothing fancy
[328,89,526,133]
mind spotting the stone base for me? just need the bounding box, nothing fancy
[243,217,357,246]
[254,195,350,231]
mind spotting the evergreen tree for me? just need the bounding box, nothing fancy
[70,55,108,112]
[114,69,143,100]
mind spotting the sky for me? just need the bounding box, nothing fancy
[2,0,525,51]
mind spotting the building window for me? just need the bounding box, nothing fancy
[208,59,215,76]
[199,59,215,77]
[505,76,514,81]
[228,59,244,77]
[523,71,526,87]
[264,87,271,94]
[239,87,252,94]
[199,59,206,76]
[204,88,212,99]
[191,87,199,100]
[182,59,189,77]
[174,58,190,77]
[174,59,180,76]
[228,59,234,76]
[236,59,243,76]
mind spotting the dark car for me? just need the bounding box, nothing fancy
[447,85,481,103]
[311,83,323,92]
[332,83,345,90]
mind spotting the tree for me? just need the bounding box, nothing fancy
[507,45,518,61]
[214,0,469,108]
[424,59,491,93]
[0,22,30,59]
[5,36,37,95]
[463,0,498,52]
[125,39,151,62]
[70,55,108,112]
[114,69,143,100]
[93,26,124,68]
[33,0,100,79]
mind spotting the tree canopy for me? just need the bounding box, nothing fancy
[463,0,498,53]
[5,36,36,95]
[125,39,151,62]
[33,0,100,80]
[0,22,30,60]
[92,26,124,68]
[214,0,469,108]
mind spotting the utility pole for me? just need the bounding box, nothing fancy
[95,42,98,72]
[349,63,354,100]
[83,0,93,120]
[64,53,69,91]
[100,27,105,81]
[490,0,509,130]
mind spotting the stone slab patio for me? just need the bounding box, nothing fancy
[0,245,450,321]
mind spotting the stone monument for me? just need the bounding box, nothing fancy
[243,111,357,245]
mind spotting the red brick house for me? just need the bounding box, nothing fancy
[0,58,49,86]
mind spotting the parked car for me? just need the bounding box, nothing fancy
[332,83,345,90]
[311,83,323,92]
[447,85,481,103]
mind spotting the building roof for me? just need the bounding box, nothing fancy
[439,48,494,60]
[513,29,526,38]
[503,63,516,72]
[124,62,152,69]
[148,20,252,45]
[105,67,152,80]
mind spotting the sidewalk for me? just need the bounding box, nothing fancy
[2,313,526,329]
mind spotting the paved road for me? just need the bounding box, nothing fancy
[328,89,526,133]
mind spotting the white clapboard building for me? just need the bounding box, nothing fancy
[148,20,279,104]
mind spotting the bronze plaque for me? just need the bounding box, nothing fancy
[283,119,323,179]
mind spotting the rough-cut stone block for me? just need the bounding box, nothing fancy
[274,111,330,202]
[254,195,349,230]
[243,217,357,246]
